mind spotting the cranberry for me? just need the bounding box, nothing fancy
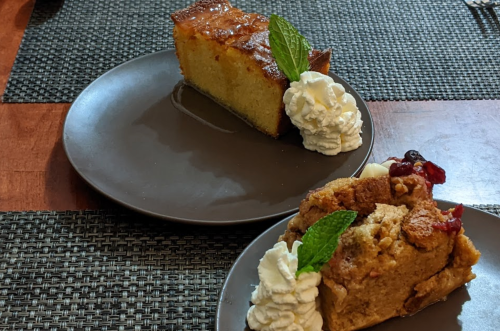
[432,218,462,233]
[422,161,446,184]
[404,150,427,165]
[389,162,414,177]
[433,203,463,234]
[452,203,464,218]
[386,152,445,185]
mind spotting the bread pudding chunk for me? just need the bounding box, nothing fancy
[171,0,331,138]
[279,151,480,331]
[319,202,479,331]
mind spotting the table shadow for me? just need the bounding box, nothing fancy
[44,137,117,210]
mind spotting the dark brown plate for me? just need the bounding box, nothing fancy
[215,200,500,330]
[63,50,374,224]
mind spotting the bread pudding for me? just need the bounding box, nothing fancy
[279,153,480,331]
[171,0,331,138]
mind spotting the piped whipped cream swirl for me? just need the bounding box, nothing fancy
[246,241,322,331]
[283,71,363,156]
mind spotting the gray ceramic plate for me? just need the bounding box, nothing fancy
[216,200,500,330]
[63,50,373,225]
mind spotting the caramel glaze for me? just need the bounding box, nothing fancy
[171,0,331,83]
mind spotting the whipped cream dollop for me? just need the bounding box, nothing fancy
[246,241,323,331]
[283,71,363,156]
[359,160,396,178]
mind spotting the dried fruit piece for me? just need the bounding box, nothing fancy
[389,162,413,177]
[433,204,463,234]
[386,150,446,187]
[423,161,446,184]
[432,217,462,233]
[404,150,427,165]
[452,203,464,218]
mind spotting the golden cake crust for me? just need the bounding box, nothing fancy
[171,0,331,137]
[171,0,284,82]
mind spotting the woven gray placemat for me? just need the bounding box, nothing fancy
[2,0,500,103]
[0,210,270,330]
[0,205,498,330]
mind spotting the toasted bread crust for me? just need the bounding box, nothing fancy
[279,174,480,331]
[281,174,431,243]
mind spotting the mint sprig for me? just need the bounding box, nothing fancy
[269,14,311,82]
[296,210,357,277]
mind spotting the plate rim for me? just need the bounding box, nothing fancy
[215,199,499,329]
[62,49,374,225]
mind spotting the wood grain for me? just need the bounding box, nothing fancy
[368,100,500,205]
[0,103,114,210]
[0,0,35,92]
[1,0,499,211]
[0,0,112,210]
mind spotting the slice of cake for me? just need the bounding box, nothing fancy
[171,0,331,138]
[279,154,480,331]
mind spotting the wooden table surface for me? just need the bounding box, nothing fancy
[1,0,500,212]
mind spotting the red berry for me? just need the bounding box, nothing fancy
[389,162,414,177]
[432,218,462,233]
[404,150,427,165]
[422,161,446,184]
[433,203,464,234]
[452,203,464,218]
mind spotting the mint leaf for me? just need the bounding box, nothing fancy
[296,210,357,277]
[269,14,311,82]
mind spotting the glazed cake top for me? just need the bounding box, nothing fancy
[171,0,330,81]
